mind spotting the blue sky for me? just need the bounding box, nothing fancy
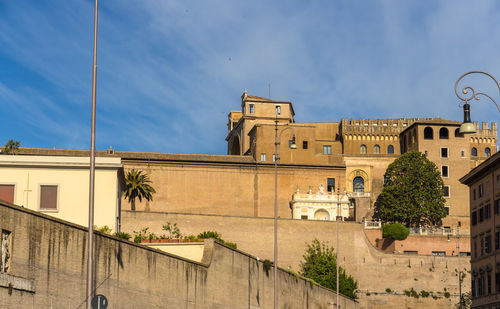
[1,1,500,154]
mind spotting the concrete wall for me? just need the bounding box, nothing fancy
[121,211,471,309]
[0,201,358,309]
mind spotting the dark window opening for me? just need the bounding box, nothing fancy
[455,128,463,137]
[472,211,477,225]
[327,178,335,192]
[479,208,484,222]
[249,104,254,114]
[485,204,491,219]
[424,127,433,139]
[443,186,450,197]
[302,141,308,149]
[387,145,394,154]
[442,166,448,177]
[439,127,449,139]
[441,148,448,158]
[486,147,491,157]
[472,147,478,157]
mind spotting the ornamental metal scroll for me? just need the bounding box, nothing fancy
[454,71,500,112]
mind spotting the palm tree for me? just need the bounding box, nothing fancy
[123,169,156,211]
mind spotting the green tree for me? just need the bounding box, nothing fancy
[123,169,156,211]
[3,139,20,154]
[382,223,409,240]
[300,239,358,299]
[375,151,446,227]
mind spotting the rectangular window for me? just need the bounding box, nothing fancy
[431,251,446,256]
[473,189,476,200]
[443,186,450,197]
[496,231,500,250]
[444,206,450,216]
[488,273,492,294]
[0,230,11,273]
[327,178,335,192]
[302,141,308,149]
[485,204,491,219]
[481,236,484,256]
[495,199,500,214]
[458,252,470,256]
[479,208,484,222]
[461,150,465,157]
[272,154,276,162]
[301,215,308,220]
[40,185,58,210]
[472,211,477,225]
[496,273,500,292]
[0,184,15,204]
[323,145,332,155]
[249,104,254,114]
[441,166,449,177]
[474,239,478,258]
[486,234,492,254]
[403,251,418,255]
[260,153,266,162]
[441,148,448,158]
[275,105,281,115]
[479,184,484,198]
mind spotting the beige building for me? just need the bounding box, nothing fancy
[227,91,497,229]
[461,150,500,308]
[0,155,123,230]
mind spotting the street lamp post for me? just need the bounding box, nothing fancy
[455,71,500,134]
[274,108,296,309]
[86,1,99,308]
[336,186,340,309]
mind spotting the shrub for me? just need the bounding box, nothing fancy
[385,288,392,293]
[133,227,150,243]
[382,223,409,240]
[96,225,112,234]
[197,231,237,249]
[114,232,131,240]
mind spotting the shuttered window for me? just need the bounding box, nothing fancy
[40,185,58,210]
[0,185,15,204]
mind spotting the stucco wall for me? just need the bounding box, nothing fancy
[122,210,471,309]
[0,202,358,309]
[0,155,121,230]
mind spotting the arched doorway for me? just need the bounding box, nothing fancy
[314,209,330,221]
[353,176,365,193]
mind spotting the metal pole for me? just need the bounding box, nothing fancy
[336,186,340,309]
[274,114,278,309]
[458,233,461,309]
[86,0,98,308]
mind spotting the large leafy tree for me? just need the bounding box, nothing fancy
[300,239,358,299]
[123,169,156,211]
[375,151,446,227]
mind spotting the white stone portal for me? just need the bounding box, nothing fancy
[291,185,351,221]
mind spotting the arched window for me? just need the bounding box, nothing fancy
[472,147,478,157]
[455,128,463,138]
[387,145,394,154]
[360,144,367,154]
[374,145,380,154]
[424,127,433,139]
[485,147,491,157]
[439,128,449,139]
[353,176,365,193]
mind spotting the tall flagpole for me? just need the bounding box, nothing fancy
[86,0,99,308]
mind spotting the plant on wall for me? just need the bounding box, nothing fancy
[123,169,156,211]
[3,139,20,155]
[299,239,358,299]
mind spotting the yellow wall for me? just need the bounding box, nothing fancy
[0,155,122,230]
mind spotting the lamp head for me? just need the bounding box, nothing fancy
[290,135,297,149]
[459,103,476,134]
